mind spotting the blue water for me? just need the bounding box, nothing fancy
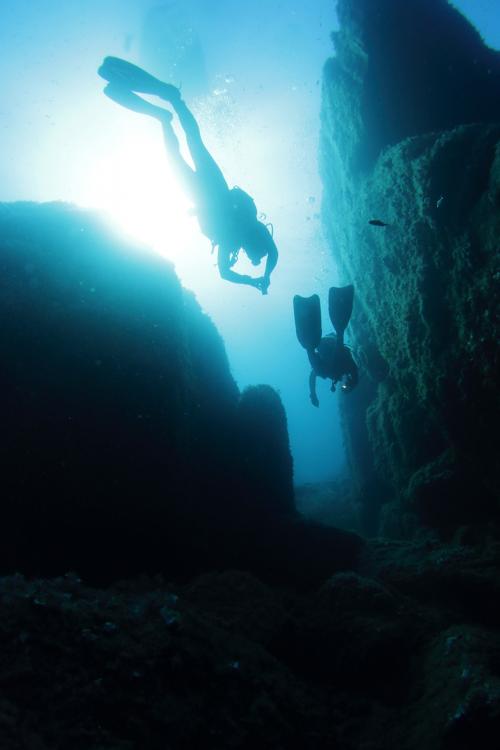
[0,0,498,485]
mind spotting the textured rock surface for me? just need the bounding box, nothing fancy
[320,0,500,537]
[327,0,500,173]
[2,539,500,749]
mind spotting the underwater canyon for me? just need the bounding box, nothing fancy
[0,0,499,748]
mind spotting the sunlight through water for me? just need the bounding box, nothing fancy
[80,121,198,260]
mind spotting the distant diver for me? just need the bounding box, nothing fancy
[98,56,278,294]
[293,285,358,406]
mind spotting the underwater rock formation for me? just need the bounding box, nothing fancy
[235,384,294,518]
[3,537,500,749]
[0,201,234,580]
[328,0,500,172]
[320,0,500,537]
[0,201,361,585]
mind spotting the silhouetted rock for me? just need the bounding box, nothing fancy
[325,0,500,172]
[320,0,500,538]
[235,384,294,518]
[3,537,499,748]
[276,571,414,702]
[0,572,333,749]
[0,201,361,587]
[0,201,239,580]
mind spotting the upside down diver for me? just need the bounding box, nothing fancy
[98,56,278,295]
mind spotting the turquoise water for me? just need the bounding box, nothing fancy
[0,0,497,485]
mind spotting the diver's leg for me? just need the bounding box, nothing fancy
[104,84,173,119]
[170,98,228,192]
[99,57,180,101]
[160,119,199,197]
[101,60,227,191]
[307,349,327,378]
[104,85,198,198]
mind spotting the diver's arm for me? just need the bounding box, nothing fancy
[306,348,324,376]
[217,245,261,290]
[309,370,319,407]
[263,236,278,282]
[256,237,279,295]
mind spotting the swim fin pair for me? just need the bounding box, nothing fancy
[98,56,180,103]
[293,285,354,350]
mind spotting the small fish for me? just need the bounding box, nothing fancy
[369,219,389,227]
[436,195,444,209]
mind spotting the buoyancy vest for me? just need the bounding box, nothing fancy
[195,186,258,249]
[317,334,357,381]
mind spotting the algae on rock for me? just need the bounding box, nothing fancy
[320,0,500,537]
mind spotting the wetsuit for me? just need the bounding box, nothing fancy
[98,57,277,292]
[308,334,358,405]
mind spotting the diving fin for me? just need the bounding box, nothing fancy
[103,84,172,120]
[293,294,322,351]
[328,285,354,345]
[98,57,179,101]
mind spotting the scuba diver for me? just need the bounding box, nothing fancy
[293,285,358,406]
[98,57,278,295]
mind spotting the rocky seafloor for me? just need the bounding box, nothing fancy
[2,537,500,749]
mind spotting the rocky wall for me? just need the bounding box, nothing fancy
[320,0,500,537]
[0,201,362,586]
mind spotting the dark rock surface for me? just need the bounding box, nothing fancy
[1,201,235,581]
[0,201,361,586]
[327,0,500,172]
[320,0,500,537]
[295,477,362,532]
[2,538,500,749]
[0,202,365,745]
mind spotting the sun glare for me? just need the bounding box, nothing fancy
[80,123,199,260]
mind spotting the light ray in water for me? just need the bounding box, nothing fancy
[79,120,198,260]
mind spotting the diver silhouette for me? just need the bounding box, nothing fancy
[293,285,358,406]
[98,57,278,294]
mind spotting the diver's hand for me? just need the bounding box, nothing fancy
[255,276,270,295]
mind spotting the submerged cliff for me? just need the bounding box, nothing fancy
[3,1,500,744]
[0,201,361,585]
[320,0,500,538]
